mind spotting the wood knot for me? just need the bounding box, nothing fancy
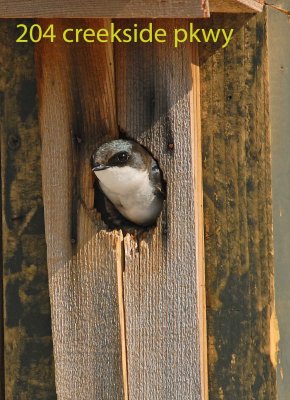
[8,133,21,150]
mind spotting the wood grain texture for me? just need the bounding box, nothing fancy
[0,0,209,18]
[0,20,56,399]
[115,19,207,400]
[0,0,266,17]
[36,19,125,400]
[198,12,276,399]
[210,0,263,12]
[267,5,290,398]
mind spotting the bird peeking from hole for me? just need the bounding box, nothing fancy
[91,139,166,228]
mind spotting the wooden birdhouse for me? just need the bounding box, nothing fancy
[1,0,289,399]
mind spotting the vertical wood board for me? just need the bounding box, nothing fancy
[115,19,207,400]
[267,5,290,399]
[36,19,125,400]
[0,20,56,399]
[198,12,276,399]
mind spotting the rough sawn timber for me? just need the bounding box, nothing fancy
[198,12,276,399]
[0,20,56,400]
[210,0,263,13]
[0,0,209,18]
[0,0,264,18]
[36,19,126,400]
[0,0,266,17]
[268,4,290,398]
[115,19,207,400]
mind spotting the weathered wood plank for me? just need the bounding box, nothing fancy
[199,12,276,399]
[0,20,56,399]
[115,19,207,400]
[0,0,209,18]
[210,0,263,13]
[36,19,125,400]
[0,0,264,18]
[0,0,266,17]
[267,5,290,399]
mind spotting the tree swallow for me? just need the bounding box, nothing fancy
[91,139,165,227]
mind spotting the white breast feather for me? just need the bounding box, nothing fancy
[94,166,162,225]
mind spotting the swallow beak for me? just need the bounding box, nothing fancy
[92,163,109,172]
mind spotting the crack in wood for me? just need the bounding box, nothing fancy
[117,236,128,400]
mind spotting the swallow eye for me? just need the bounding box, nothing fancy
[117,152,129,163]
